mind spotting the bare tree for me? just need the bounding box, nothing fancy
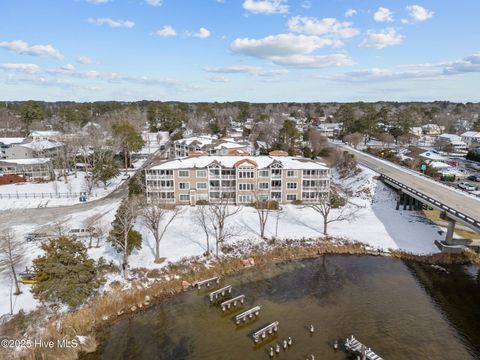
[140,196,183,263]
[307,188,361,236]
[194,205,212,256]
[344,132,363,149]
[0,231,25,295]
[253,197,274,240]
[206,198,242,257]
[274,207,285,239]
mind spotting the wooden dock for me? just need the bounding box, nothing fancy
[344,335,383,360]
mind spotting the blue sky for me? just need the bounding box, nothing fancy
[0,0,479,102]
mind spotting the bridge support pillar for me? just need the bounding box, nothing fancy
[403,194,408,210]
[445,218,456,245]
[408,196,413,211]
[396,190,402,210]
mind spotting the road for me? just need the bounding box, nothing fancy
[336,144,480,226]
[0,146,168,233]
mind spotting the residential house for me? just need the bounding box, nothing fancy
[0,138,26,159]
[0,158,54,181]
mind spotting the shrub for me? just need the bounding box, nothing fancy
[292,199,303,206]
[196,199,209,205]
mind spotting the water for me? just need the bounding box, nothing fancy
[84,256,480,360]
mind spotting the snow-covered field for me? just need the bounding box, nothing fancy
[0,166,447,317]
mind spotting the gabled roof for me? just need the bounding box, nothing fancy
[234,158,257,167]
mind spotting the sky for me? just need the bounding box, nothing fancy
[0,0,479,103]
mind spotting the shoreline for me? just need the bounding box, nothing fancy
[3,238,479,359]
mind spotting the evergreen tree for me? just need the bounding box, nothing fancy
[92,155,119,188]
[20,100,45,134]
[32,236,102,309]
[107,198,142,279]
[111,121,144,173]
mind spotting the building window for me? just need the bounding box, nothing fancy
[271,169,281,176]
[238,195,253,203]
[179,170,189,177]
[161,180,173,187]
[259,170,269,177]
[271,180,281,188]
[179,194,190,201]
[287,194,297,201]
[271,192,281,199]
[287,182,297,189]
[259,182,269,189]
[196,170,207,178]
[197,182,207,189]
[287,170,297,177]
[239,171,254,179]
[179,182,189,190]
[239,183,254,191]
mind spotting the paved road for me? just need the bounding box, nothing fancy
[0,147,167,233]
[336,144,480,225]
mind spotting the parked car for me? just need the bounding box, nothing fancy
[68,227,96,238]
[467,174,480,182]
[121,174,131,180]
[458,182,477,191]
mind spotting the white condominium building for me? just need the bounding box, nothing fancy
[145,155,330,205]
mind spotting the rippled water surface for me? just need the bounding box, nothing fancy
[84,255,480,360]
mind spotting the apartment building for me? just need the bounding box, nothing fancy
[145,155,330,205]
[170,136,253,158]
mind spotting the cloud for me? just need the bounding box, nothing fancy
[88,18,135,28]
[405,5,434,22]
[231,34,353,68]
[145,0,162,6]
[208,75,228,82]
[360,28,404,49]
[287,16,359,39]
[0,40,64,59]
[345,9,357,18]
[156,26,177,37]
[204,65,288,76]
[242,0,289,15]
[87,0,110,4]
[193,27,211,39]
[323,54,480,83]
[77,56,94,64]
[301,1,311,9]
[0,63,41,74]
[373,7,394,22]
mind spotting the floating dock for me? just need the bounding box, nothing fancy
[208,285,232,302]
[252,321,279,343]
[194,276,220,289]
[220,295,245,311]
[344,335,383,360]
[234,306,261,324]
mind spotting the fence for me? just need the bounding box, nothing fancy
[0,192,97,199]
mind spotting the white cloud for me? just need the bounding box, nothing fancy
[145,0,162,6]
[77,56,94,64]
[301,1,311,9]
[156,26,177,37]
[208,75,228,82]
[61,64,76,72]
[405,5,434,22]
[373,7,394,22]
[204,65,288,76]
[443,54,480,74]
[231,34,353,68]
[0,40,64,59]
[193,27,211,39]
[345,9,357,18]
[360,28,404,49]
[242,0,289,15]
[87,0,110,4]
[268,54,354,68]
[88,18,135,28]
[0,63,41,74]
[287,16,359,39]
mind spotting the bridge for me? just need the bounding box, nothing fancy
[336,144,480,250]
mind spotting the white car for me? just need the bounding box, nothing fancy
[458,182,477,191]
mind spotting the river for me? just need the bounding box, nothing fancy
[83,255,480,360]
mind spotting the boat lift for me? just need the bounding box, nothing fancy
[208,285,232,302]
[220,295,245,311]
[252,321,279,343]
[234,306,261,325]
[194,276,220,289]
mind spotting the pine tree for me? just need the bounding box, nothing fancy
[32,236,102,309]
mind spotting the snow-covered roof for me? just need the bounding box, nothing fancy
[428,161,451,169]
[29,130,61,138]
[0,137,26,146]
[461,131,480,138]
[213,141,248,150]
[175,135,217,147]
[18,140,62,151]
[0,158,51,165]
[151,155,328,170]
[438,133,462,141]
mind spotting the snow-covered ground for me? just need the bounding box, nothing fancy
[0,166,446,317]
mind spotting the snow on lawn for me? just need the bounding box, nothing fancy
[93,166,442,272]
[0,166,443,317]
[0,201,121,317]
[0,171,124,210]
